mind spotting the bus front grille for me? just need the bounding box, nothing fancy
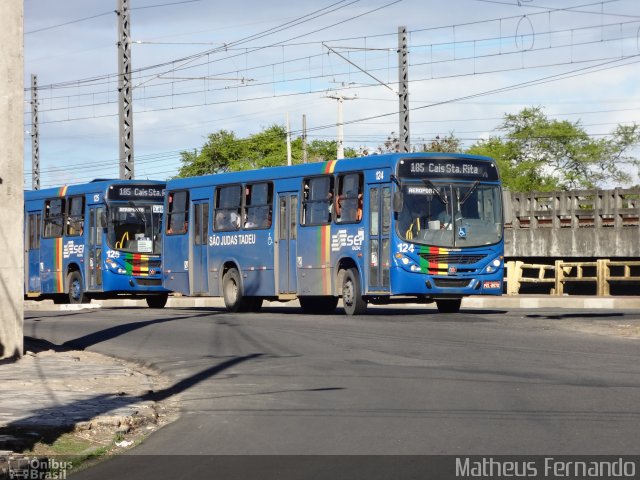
[419,254,486,264]
[433,278,472,288]
[136,278,162,286]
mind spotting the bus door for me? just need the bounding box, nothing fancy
[87,206,103,289]
[277,193,298,294]
[367,184,391,292]
[191,200,209,295]
[25,212,41,294]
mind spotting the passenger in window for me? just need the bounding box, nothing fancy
[216,210,240,230]
[230,210,241,229]
[215,211,225,230]
[336,192,363,223]
[245,211,258,229]
[326,191,335,221]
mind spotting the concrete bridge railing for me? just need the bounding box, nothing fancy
[504,188,640,258]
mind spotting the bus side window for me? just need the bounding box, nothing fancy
[167,191,189,235]
[244,182,273,229]
[214,184,242,232]
[302,176,334,225]
[66,195,85,236]
[43,198,65,238]
[336,173,363,224]
[28,213,41,250]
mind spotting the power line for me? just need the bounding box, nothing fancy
[25,0,203,35]
[28,0,611,92]
[26,14,638,110]
[470,0,640,20]
[25,49,638,126]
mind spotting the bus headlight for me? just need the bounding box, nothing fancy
[394,253,422,272]
[484,258,503,274]
[106,258,127,275]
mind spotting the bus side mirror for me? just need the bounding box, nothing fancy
[393,192,403,213]
[502,189,513,224]
[99,212,107,228]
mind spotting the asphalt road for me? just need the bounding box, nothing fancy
[23,305,640,479]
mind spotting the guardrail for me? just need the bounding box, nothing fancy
[507,188,640,229]
[505,259,640,296]
[504,188,640,258]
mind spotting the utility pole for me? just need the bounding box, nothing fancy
[398,26,410,153]
[0,0,24,359]
[31,74,40,190]
[286,112,292,166]
[326,93,356,159]
[117,0,134,179]
[302,114,308,164]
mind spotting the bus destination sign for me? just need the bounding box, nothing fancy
[107,184,166,201]
[398,158,498,181]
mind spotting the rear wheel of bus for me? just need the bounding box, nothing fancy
[146,293,168,309]
[435,298,461,313]
[67,271,88,304]
[222,267,257,312]
[342,268,367,315]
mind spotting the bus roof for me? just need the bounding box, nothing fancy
[24,179,166,202]
[166,152,497,190]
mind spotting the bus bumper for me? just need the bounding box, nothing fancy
[389,267,504,296]
[101,270,169,293]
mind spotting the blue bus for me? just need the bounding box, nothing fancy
[162,153,509,314]
[24,180,170,307]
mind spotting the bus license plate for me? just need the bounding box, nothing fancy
[483,281,501,289]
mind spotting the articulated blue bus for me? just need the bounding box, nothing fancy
[163,152,508,314]
[24,180,169,307]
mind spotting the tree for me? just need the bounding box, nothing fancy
[378,131,463,154]
[419,133,462,153]
[176,125,356,178]
[176,130,242,177]
[467,107,640,191]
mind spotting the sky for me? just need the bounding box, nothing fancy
[23,0,640,189]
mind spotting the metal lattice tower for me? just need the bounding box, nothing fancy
[117,0,134,179]
[398,26,410,153]
[30,74,40,190]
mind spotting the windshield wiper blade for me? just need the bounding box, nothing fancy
[422,179,448,205]
[128,201,147,225]
[458,181,479,206]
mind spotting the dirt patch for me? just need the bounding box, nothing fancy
[0,343,180,478]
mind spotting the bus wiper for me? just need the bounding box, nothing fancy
[422,179,448,206]
[128,201,148,227]
[458,181,479,206]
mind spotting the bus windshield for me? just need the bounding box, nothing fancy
[107,203,163,254]
[396,181,503,248]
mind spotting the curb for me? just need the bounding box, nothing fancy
[25,295,640,311]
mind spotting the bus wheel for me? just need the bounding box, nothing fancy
[341,268,367,315]
[67,271,87,304]
[299,296,338,314]
[146,293,168,309]
[436,299,461,313]
[222,268,248,312]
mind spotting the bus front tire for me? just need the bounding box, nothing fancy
[67,271,88,304]
[299,296,338,314]
[342,268,367,315]
[223,268,250,313]
[146,293,168,309]
[436,299,462,313]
